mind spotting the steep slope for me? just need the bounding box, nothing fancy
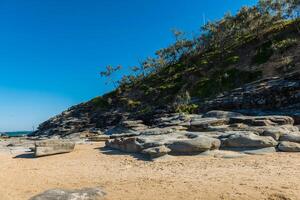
[32,19,300,137]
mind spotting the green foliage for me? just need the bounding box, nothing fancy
[91,96,110,109]
[119,98,141,110]
[271,38,298,53]
[174,104,199,114]
[224,55,240,65]
[252,41,274,64]
[191,69,262,98]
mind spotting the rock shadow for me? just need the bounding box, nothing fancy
[95,146,150,161]
[13,153,35,159]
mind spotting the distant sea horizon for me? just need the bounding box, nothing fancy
[2,131,33,137]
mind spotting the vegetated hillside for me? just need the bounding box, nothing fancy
[33,1,300,137]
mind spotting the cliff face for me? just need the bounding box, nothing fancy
[32,20,300,137]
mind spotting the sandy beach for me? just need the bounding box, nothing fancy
[0,142,299,200]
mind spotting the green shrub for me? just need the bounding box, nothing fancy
[271,38,297,53]
[174,104,199,114]
[91,96,110,109]
[252,41,273,65]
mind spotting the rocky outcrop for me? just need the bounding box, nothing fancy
[29,187,106,200]
[203,71,300,124]
[104,111,300,159]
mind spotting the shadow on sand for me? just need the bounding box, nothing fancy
[13,153,35,159]
[95,146,150,161]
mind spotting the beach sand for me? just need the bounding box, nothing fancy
[0,142,299,200]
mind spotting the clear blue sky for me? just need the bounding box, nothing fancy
[0,0,257,131]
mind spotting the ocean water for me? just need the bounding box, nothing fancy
[4,131,33,137]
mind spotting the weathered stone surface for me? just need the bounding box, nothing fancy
[35,140,75,157]
[189,118,228,131]
[203,71,300,120]
[229,116,294,126]
[88,135,110,142]
[105,137,142,153]
[243,147,277,155]
[278,141,300,152]
[223,132,278,148]
[279,133,300,143]
[29,187,106,200]
[203,110,243,119]
[167,136,221,154]
[261,127,287,140]
[141,146,171,158]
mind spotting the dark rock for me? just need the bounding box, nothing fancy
[29,187,106,200]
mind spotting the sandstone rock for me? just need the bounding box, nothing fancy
[261,127,287,140]
[88,135,110,142]
[223,132,278,148]
[189,118,228,131]
[278,141,300,152]
[141,146,171,158]
[243,147,277,155]
[29,187,106,200]
[167,136,221,154]
[202,110,243,119]
[279,133,300,143]
[229,116,294,126]
[34,140,75,157]
[105,137,142,153]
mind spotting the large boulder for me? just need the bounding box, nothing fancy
[223,132,278,148]
[167,136,221,154]
[203,110,243,119]
[34,140,75,157]
[105,137,142,153]
[29,187,106,200]
[278,141,300,152]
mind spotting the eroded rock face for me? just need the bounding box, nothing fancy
[29,187,106,200]
[229,116,294,126]
[222,132,278,148]
[203,71,300,124]
[35,140,75,157]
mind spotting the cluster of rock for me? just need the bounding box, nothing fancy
[203,71,300,123]
[105,110,300,159]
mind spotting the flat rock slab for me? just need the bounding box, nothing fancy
[200,150,247,159]
[243,147,277,155]
[29,187,106,200]
[35,140,75,157]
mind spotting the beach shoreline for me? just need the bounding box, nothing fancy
[0,141,299,200]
